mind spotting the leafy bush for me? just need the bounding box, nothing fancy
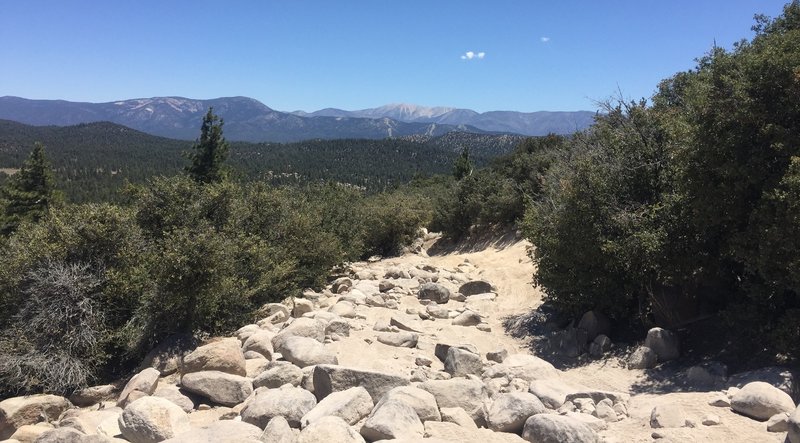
[360,191,432,257]
[522,3,800,358]
[432,135,567,239]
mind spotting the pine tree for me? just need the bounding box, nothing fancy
[1,142,56,235]
[186,108,229,183]
[452,147,474,180]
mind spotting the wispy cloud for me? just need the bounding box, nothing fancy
[540,36,551,43]
[460,51,486,60]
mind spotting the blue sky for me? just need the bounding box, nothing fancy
[0,1,789,112]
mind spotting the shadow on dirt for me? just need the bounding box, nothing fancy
[503,305,797,396]
[427,228,521,256]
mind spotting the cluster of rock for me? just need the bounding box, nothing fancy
[645,374,800,442]
[0,256,798,443]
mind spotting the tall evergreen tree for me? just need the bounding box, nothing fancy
[186,108,229,183]
[1,142,56,236]
[452,147,474,180]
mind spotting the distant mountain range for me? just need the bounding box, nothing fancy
[0,96,595,142]
[294,103,596,136]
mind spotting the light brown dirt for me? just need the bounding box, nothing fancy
[334,235,786,443]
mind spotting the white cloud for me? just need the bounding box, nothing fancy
[461,51,486,60]
[540,36,551,43]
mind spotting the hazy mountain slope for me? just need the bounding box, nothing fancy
[300,103,595,135]
[0,96,491,143]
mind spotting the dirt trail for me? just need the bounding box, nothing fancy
[365,235,785,443]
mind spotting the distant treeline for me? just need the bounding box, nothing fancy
[0,120,521,202]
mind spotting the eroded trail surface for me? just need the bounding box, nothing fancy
[382,237,788,443]
[2,235,793,443]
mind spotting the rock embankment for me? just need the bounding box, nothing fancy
[0,239,796,442]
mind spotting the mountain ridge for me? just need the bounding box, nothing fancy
[294,102,596,135]
[0,96,594,142]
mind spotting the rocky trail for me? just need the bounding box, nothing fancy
[1,234,798,443]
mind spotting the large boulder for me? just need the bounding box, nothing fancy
[521,414,599,443]
[153,385,194,413]
[377,332,418,348]
[418,283,450,304]
[117,368,161,407]
[325,318,351,338]
[360,399,423,441]
[419,378,488,424]
[245,357,270,378]
[69,385,116,407]
[576,311,611,342]
[138,334,198,376]
[458,280,495,296]
[181,338,246,376]
[276,336,338,368]
[242,330,275,360]
[57,407,122,436]
[731,381,796,421]
[529,380,581,410]
[253,362,304,389]
[31,427,85,443]
[118,396,191,443]
[272,318,326,350]
[728,366,797,399]
[0,395,72,440]
[312,365,409,402]
[483,354,560,383]
[180,371,253,407]
[301,386,373,427]
[260,416,295,443]
[328,301,357,319]
[487,392,546,433]
[161,420,263,443]
[644,327,680,362]
[331,277,353,293]
[627,346,657,370]
[434,343,479,363]
[298,416,364,443]
[240,385,317,428]
[375,386,441,422]
[293,298,315,317]
[426,303,450,319]
[443,347,484,377]
[452,310,482,327]
[440,407,477,428]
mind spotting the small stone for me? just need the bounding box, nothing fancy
[708,395,731,407]
[486,349,508,363]
[702,414,721,426]
[415,356,433,367]
[650,404,687,428]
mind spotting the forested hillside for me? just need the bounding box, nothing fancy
[0,120,518,202]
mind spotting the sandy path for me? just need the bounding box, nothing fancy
[321,235,785,442]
